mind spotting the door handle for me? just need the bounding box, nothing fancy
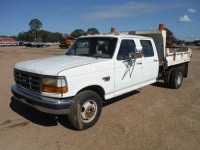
[153,59,158,62]
[102,76,110,81]
[136,62,142,65]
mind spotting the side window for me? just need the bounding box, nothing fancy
[117,40,136,60]
[140,40,154,57]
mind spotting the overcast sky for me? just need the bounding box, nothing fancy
[0,0,199,41]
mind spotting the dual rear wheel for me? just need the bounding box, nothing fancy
[164,68,183,89]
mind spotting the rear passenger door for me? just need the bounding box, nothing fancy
[140,39,159,86]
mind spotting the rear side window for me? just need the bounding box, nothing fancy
[140,40,154,57]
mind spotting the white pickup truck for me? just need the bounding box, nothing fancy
[11,26,192,130]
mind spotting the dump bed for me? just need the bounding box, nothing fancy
[165,47,192,66]
[129,30,192,67]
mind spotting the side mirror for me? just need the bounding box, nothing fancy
[129,52,135,59]
[127,46,142,60]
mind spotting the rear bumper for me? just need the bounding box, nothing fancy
[11,84,73,115]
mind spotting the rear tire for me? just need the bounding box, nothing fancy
[164,68,173,88]
[170,68,183,89]
[68,90,102,131]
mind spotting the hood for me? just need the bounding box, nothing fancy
[15,55,107,76]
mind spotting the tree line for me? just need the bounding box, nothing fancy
[17,19,99,42]
[18,30,63,42]
[0,19,99,43]
[1,18,199,45]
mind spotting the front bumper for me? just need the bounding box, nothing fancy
[11,84,73,115]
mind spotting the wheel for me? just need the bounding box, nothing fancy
[68,90,102,130]
[170,68,183,89]
[164,68,173,88]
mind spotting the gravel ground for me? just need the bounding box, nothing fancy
[0,46,200,150]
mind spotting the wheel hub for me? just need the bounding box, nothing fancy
[85,106,95,118]
[81,100,97,123]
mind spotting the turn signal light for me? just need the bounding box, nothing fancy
[43,86,68,93]
[42,77,68,94]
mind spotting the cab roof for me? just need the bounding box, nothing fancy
[79,34,152,40]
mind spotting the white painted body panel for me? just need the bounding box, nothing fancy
[165,47,192,67]
[58,59,115,99]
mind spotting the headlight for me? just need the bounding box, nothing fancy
[42,76,68,93]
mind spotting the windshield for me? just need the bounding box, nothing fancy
[65,37,118,58]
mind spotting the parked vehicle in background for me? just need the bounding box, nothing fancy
[0,43,5,46]
[0,42,19,46]
[59,37,75,49]
[19,41,26,46]
[25,42,50,48]
[11,24,192,131]
[5,43,11,46]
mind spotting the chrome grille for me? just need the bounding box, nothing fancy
[14,69,42,93]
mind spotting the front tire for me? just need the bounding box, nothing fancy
[68,90,102,131]
[170,68,183,89]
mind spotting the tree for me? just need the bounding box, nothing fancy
[164,28,177,46]
[70,29,85,38]
[86,28,99,35]
[193,40,200,46]
[63,33,70,38]
[18,31,34,42]
[29,19,42,32]
[29,19,42,41]
[39,30,48,42]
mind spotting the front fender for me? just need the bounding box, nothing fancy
[66,72,114,99]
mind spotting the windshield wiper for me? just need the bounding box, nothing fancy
[91,56,99,59]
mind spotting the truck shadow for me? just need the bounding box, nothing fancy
[151,80,167,88]
[58,90,140,129]
[10,90,140,130]
[10,97,73,129]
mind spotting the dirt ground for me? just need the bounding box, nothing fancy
[0,46,200,150]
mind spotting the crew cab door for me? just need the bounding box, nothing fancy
[140,39,159,86]
[114,39,142,97]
